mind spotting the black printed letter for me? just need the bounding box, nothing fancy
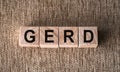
[24,30,35,43]
[64,30,74,43]
[45,30,54,43]
[84,30,94,43]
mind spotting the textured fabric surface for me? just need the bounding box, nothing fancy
[0,0,119,72]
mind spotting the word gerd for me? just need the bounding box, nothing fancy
[19,27,98,48]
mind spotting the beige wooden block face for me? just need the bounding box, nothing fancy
[19,27,39,47]
[79,27,98,48]
[59,27,78,47]
[40,27,58,48]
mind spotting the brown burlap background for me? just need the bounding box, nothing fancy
[0,0,119,72]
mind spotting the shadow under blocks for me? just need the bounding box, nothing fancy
[19,26,98,48]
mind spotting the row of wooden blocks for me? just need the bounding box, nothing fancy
[19,27,98,48]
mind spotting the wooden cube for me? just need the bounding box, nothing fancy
[19,27,39,47]
[59,27,78,47]
[79,27,98,48]
[40,27,58,48]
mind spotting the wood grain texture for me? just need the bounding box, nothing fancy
[79,27,98,48]
[0,0,119,72]
[59,27,78,47]
[40,27,58,48]
[19,27,39,47]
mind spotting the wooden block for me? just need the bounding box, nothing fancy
[19,27,39,47]
[40,27,58,48]
[79,27,98,48]
[59,27,78,47]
